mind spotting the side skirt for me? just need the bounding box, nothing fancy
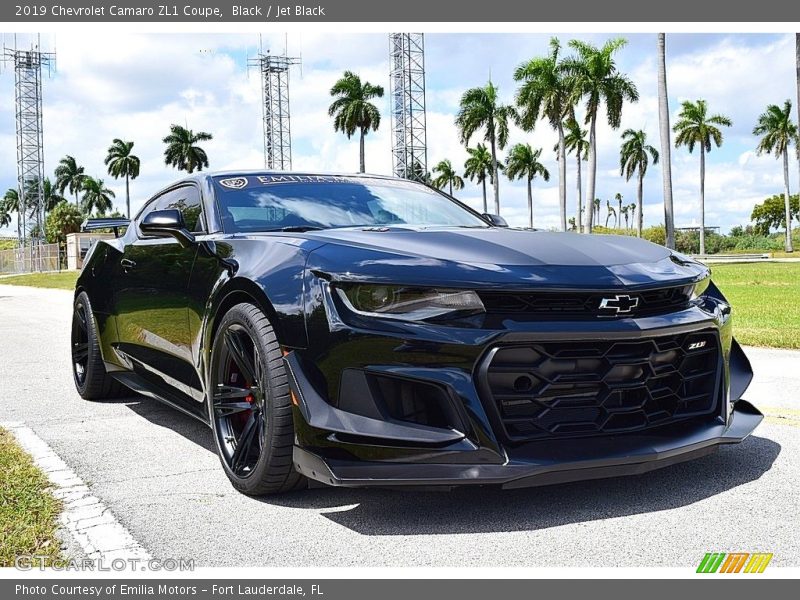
[110,371,210,426]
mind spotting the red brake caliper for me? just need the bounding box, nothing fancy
[230,368,254,428]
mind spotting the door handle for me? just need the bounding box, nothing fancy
[120,258,136,272]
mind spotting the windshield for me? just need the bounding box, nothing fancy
[213,174,489,233]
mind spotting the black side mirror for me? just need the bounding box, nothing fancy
[483,213,509,227]
[139,209,195,247]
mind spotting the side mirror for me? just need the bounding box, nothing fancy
[483,213,509,227]
[139,209,195,247]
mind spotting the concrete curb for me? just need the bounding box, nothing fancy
[2,421,151,561]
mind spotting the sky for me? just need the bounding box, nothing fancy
[0,31,798,235]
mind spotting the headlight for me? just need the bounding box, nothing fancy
[336,285,485,321]
[690,276,711,301]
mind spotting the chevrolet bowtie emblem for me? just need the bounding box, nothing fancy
[599,294,639,314]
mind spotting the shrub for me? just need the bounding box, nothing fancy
[558,223,792,254]
[676,230,699,254]
[641,225,666,246]
[45,201,83,246]
[730,234,783,252]
[590,225,623,235]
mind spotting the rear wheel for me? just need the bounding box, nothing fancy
[71,291,125,400]
[208,303,305,495]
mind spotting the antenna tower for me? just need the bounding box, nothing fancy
[3,36,55,260]
[389,33,427,181]
[248,43,300,171]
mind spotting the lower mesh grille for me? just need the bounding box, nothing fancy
[483,330,720,441]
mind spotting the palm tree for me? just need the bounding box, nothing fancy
[796,35,800,240]
[328,71,384,173]
[568,216,576,231]
[105,139,141,219]
[605,200,617,228]
[514,38,572,231]
[43,178,66,213]
[563,118,589,232]
[409,160,431,184]
[163,124,213,174]
[629,203,637,229]
[463,144,494,213]
[431,159,465,197]
[753,100,798,252]
[21,177,65,216]
[505,143,550,228]
[594,198,601,223]
[81,177,115,216]
[621,205,630,229]
[455,81,516,215]
[54,155,86,206]
[615,192,623,229]
[673,99,732,254]
[2,188,20,242]
[0,188,18,232]
[562,38,639,233]
[658,33,676,249]
[620,129,659,238]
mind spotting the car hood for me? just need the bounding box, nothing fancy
[301,227,709,290]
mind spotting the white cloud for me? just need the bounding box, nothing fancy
[0,32,797,236]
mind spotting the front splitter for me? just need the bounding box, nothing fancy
[293,400,763,489]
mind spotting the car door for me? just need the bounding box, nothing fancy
[113,184,205,402]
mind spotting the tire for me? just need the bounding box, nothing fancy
[71,291,126,400]
[208,302,305,495]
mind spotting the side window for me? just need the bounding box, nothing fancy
[137,186,204,237]
[160,186,204,233]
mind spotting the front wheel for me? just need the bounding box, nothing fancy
[208,303,305,495]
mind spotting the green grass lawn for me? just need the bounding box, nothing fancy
[0,271,78,290]
[0,427,62,567]
[0,264,797,349]
[711,262,800,349]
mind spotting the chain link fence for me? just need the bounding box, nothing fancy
[0,243,61,274]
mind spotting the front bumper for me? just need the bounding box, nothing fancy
[286,284,761,489]
[292,400,762,489]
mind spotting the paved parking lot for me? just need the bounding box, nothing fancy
[1,284,798,567]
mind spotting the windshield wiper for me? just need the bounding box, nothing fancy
[264,226,326,232]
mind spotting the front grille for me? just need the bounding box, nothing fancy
[478,285,693,319]
[483,330,721,441]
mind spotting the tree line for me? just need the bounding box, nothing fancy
[0,124,214,249]
[2,34,798,255]
[326,35,800,254]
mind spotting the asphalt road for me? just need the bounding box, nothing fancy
[1,284,798,567]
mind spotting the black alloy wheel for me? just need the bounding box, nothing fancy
[71,291,125,400]
[212,323,267,477]
[72,301,90,387]
[209,303,304,495]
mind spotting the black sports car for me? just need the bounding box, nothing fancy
[72,172,762,495]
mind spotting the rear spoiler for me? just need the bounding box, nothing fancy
[81,217,130,238]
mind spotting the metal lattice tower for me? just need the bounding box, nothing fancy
[390,33,428,181]
[249,51,300,170]
[3,40,54,249]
